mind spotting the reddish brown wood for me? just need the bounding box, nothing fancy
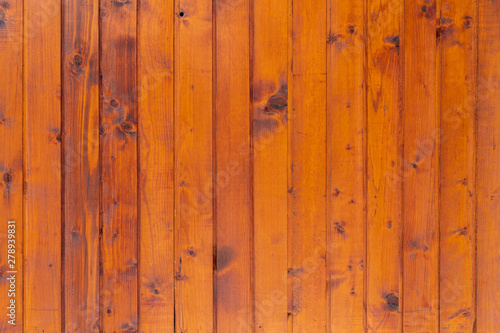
[2,0,500,330]
[100,0,138,331]
[62,0,100,330]
[0,0,23,331]
[137,0,175,330]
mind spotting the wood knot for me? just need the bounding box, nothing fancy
[50,128,61,144]
[347,25,355,35]
[420,3,436,20]
[385,293,399,311]
[186,247,197,257]
[3,172,13,184]
[333,221,345,235]
[113,0,132,6]
[73,55,83,67]
[109,99,119,108]
[119,121,136,133]
[265,94,287,114]
[327,33,341,44]
[383,35,400,50]
[463,16,472,29]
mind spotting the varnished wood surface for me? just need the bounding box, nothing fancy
[0,0,498,331]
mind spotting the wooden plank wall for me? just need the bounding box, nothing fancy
[0,0,499,331]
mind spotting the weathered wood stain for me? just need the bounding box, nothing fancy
[0,0,498,331]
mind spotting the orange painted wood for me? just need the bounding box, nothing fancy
[24,0,62,331]
[4,0,500,331]
[62,0,100,331]
[174,0,214,331]
[477,0,500,330]
[439,0,477,330]
[137,0,175,331]
[291,0,327,331]
[0,0,23,331]
[402,0,440,331]
[100,0,138,331]
[214,0,253,331]
[366,0,403,330]
[252,0,288,330]
[328,0,367,330]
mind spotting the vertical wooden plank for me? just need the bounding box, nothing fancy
[24,0,62,331]
[62,0,100,330]
[291,0,327,330]
[100,0,138,331]
[439,0,477,330]
[0,0,23,331]
[477,0,500,330]
[286,0,293,330]
[137,0,175,331]
[252,0,288,330]
[366,0,403,330]
[174,0,213,331]
[214,0,253,330]
[402,0,440,330]
[328,0,366,330]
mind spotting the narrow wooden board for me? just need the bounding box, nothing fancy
[62,0,100,331]
[402,0,440,331]
[366,0,403,330]
[439,0,477,330]
[0,0,23,331]
[252,0,288,330]
[477,0,500,330]
[328,0,367,330]
[24,0,62,331]
[291,0,328,330]
[137,0,175,330]
[174,0,214,331]
[214,0,253,331]
[100,0,138,331]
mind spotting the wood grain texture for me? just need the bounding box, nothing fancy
[214,0,253,331]
[62,0,100,331]
[0,0,23,331]
[137,0,175,331]
[439,0,477,330]
[252,0,288,330]
[328,0,367,331]
[24,0,62,331]
[291,0,327,331]
[403,0,441,331]
[99,0,138,331]
[366,0,403,330]
[174,0,213,331]
[3,0,500,330]
[477,0,500,330]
